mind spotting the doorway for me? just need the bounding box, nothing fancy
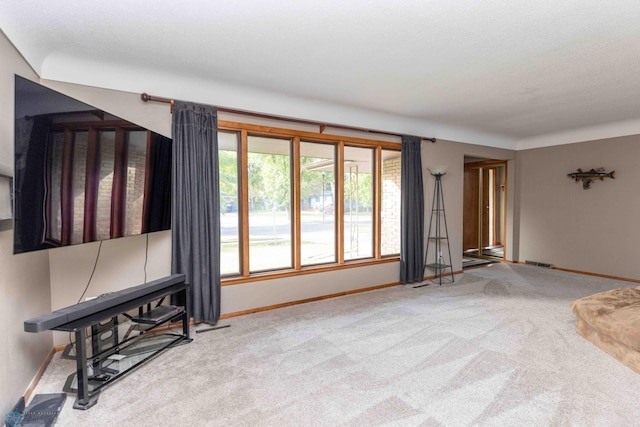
[463,158,507,268]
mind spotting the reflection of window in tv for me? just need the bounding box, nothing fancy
[13,76,173,254]
[45,121,164,246]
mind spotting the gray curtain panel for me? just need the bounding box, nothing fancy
[400,135,424,283]
[171,101,221,323]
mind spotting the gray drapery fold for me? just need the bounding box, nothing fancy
[400,135,424,283]
[171,101,220,323]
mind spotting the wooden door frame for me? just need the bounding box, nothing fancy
[463,159,508,260]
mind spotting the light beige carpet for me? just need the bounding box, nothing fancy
[31,264,640,426]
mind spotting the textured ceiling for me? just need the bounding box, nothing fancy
[1,0,639,149]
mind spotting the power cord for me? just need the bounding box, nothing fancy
[143,233,149,284]
[68,240,103,348]
[77,240,103,304]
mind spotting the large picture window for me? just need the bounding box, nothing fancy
[217,121,401,281]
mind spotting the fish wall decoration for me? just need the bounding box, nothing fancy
[567,168,615,189]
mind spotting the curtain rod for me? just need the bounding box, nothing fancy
[140,93,436,143]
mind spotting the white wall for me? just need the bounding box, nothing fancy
[221,262,400,315]
[517,135,640,279]
[0,32,53,416]
[48,232,172,345]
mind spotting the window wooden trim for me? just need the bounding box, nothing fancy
[239,129,250,277]
[222,256,399,286]
[292,136,302,270]
[219,120,401,149]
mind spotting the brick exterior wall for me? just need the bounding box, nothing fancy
[381,155,401,255]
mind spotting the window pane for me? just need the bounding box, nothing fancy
[96,131,115,240]
[343,146,373,260]
[71,131,88,244]
[381,150,401,255]
[219,131,240,275]
[248,135,292,272]
[124,131,147,236]
[300,142,335,265]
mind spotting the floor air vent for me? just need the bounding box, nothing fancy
[525,260,553,268]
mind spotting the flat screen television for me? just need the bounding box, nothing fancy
[14,76,172,254]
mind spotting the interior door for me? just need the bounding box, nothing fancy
[463,160,506,259]
[463,166,479,251]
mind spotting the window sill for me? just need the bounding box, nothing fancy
[221,255,400,286]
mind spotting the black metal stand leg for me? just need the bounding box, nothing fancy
[73,328,99,410]
[183,287,191,339]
